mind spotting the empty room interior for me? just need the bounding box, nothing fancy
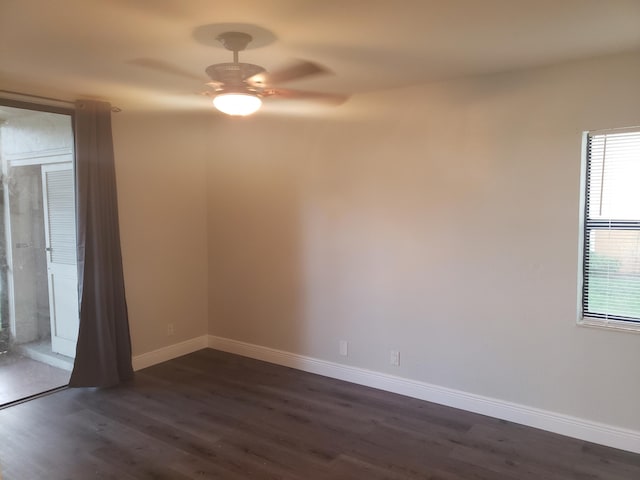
[1,0,640,478]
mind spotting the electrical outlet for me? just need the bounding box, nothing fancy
[390,349,400,366]
[167,323,175,336]
[339,340,348,356]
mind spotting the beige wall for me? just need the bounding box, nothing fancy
[113,112,209,355]
[206,51,640,431]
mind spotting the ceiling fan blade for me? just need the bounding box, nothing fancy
[249,60,330,86]
[264,88,349,105]
[128,58,204,81]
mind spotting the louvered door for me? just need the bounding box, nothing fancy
[42,163,79,358]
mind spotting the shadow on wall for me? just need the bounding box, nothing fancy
[207,116,307,354]
[205,110,462,364]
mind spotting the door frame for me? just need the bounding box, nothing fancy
[0,98,74,349]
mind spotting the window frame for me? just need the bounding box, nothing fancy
[578,127,640,333]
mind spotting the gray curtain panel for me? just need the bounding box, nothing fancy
[69,100,134,387]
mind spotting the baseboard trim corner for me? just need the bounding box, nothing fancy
[132,335,209,371]
[207,335,640,454]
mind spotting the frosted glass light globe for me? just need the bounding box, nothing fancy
[213,93,262,116]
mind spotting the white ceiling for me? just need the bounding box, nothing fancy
[1,0,640,112]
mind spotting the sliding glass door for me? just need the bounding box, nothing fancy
[0,101,77,406]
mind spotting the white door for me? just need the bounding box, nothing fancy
[41,163,79,358]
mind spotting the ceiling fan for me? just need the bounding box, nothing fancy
[199,31,347,116]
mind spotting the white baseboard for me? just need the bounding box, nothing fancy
[132,335,209,371]
[207,335,640,454]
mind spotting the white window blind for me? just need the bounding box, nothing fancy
[582,128,640,326]
[45,168,77,265]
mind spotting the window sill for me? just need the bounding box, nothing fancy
[578,317,640,334]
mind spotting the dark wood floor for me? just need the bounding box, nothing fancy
[0,349,639,479]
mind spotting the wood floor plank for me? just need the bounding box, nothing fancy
[1,348,639,480]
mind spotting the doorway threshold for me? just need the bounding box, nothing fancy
[0,351,70,406]
[16,339,74,371]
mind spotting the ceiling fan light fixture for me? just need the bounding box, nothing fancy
[213,93,262,116]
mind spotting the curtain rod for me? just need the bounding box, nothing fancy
[0,89,121,112]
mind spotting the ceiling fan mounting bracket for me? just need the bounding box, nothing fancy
[216,32,253,52]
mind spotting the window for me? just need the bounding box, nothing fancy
[0,99,77,404]
[580,127,640,330]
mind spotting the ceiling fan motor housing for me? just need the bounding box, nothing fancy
[206,31,270,96]
[205,63,265,94]
[206,63,264,83]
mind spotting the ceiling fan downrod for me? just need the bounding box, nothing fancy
[216,31,253,63]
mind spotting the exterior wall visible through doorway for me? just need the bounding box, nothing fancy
[0,107,74,349]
